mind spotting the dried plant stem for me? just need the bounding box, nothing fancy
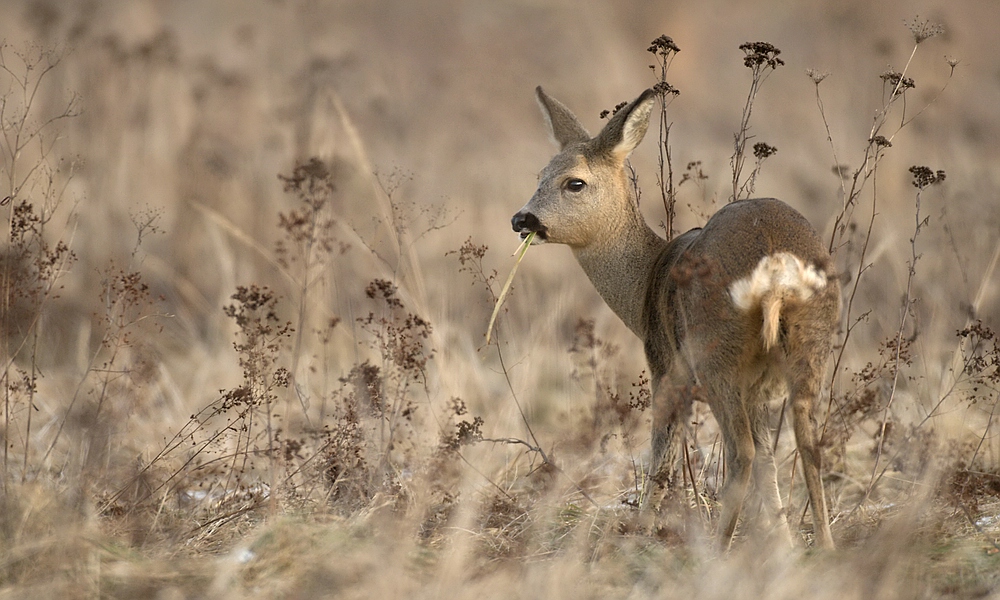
[820,165,879,441]
[730,43,783,201]
[818,36,950,446]
[864,182,927,500]
[827,40,926,255]
[656,105,676,237]
[809,76,848,204]
[482,255,597,507]
[731,79,762,201]
[0,46,79,485]
[851,348,972,520]
[485,231,534,345]
[642,36,683,235]
[494,332,598,508]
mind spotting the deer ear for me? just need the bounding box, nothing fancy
[536,86,591,149]
[593,88,656,161]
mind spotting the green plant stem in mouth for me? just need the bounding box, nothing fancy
[485,231,535,344]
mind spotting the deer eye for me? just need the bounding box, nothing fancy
[564,178,586,192]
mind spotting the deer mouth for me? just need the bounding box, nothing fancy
[511,210,548,243]
[520,228,547,243]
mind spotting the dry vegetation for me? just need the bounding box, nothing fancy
[1,1,999,598]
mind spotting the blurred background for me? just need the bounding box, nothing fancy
[0,0,998,594]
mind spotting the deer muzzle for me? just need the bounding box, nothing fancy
[511,210,548,241]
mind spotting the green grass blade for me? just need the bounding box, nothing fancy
[485,231,535,344]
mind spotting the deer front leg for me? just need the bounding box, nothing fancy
[643,375,675,515]
[642,373,693,517]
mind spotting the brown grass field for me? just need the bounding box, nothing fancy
[1,0,999,598]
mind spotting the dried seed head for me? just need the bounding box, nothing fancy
[806,69,829,84]
[752,142,777,160]
[880,69,915,95]
[944,55,960,76]
[600,101,629,120]
[905,16,944,44]
[653,81,680,97]
[908,165,946,189]
[648,35,680,56]
[739,41,784,69]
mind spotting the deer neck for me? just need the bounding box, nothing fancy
[571,212,666,339]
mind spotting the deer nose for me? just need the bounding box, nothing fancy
[511,211,541,232]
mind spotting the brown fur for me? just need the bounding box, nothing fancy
[512,87,840,549]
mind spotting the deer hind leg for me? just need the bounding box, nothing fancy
[712,383,755,549]
[786,316,836,549]
[789,368,834,549]
[748,400,794,546]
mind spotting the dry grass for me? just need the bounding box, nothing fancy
[1,1,999,598]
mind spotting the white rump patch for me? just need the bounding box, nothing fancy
[729,252,827,311]
[729,253,829,349]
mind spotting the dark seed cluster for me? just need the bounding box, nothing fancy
[653,81,680,97]
[870,135,892,148]
[908,165,946,188]
[881,70,915,95]
[599,101,629,120]
[739,41,784,69]
[752,142,777,160]
[647,34,680,56]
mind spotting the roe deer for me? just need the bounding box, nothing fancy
[511,87,839,549]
